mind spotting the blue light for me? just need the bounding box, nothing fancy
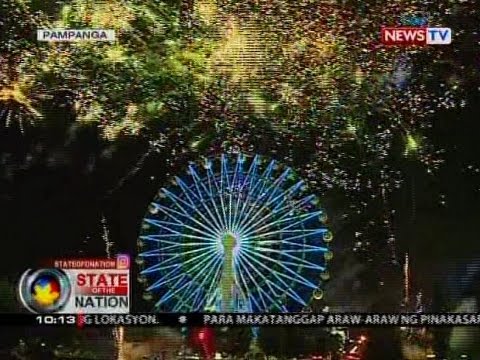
[400,13,429,27]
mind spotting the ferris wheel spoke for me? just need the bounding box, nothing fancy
[180,247,221,270]
[140,239,215,254]
[242,247,317,289]
[265,276,305,307]
[234,170,292,232]
[229,154,248,229]
[253,241,325,252]
[205,166,215,201]
[175,176,224,235]
[194,261,224,310]
[249,228,328,244]
[269,209,319,232]
[160,189,221,238]
[166,253,223,309]
[182,250,222,279]
[157,256,182,268]
[142,247,216,268]
[159,188,197,216]
[154,274,189,308]
[234,256,260,306]
[236,180,307,235]
[146,266,184,291]
[207,166,229,229]
[252,248,325,270]
[279,283,308,306]
[159,243,210,252]
[221,154,231,192]
[188,165,225,233]
[171,299,188,312]
[232,158,271,231]
[241,209,323,239]
[158,256,218,305]
[227,156,241,229]
[238,251,292,294]
[235,174,304,231]
[233,161,277,231]
[254,244,326,253]
[181,287,207,312]
[187,288,204,311]
[243,226,325,242]
[170,246,218,258]
[268,184,311,214]
[146,218,219,240]
[218,190,229,231]
[143,219,218,242]
[257,248,325,253]
[231,175,251,233]
[231,153,244,191]
[152,204,219,241]
[251,233,327,247]
[177,179,221,235]
[137,249,163,257]
[173,255,223,311]
[154,202,198,225]
[235,254,272,311]
[245,193,318,234]
[156,253,216,278]
[195,161,213,197]
[139,237,214,250]
[257,245,327,253]
[270,181,305,212]
[238,250,308,309]
[219,156,232,231]
[140,234,185,241]
[238,251,310,305]
[237,252,288,303]
[141,262,180,275]
[190,258,223,310]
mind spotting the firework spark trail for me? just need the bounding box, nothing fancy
[3,0,469,204]
[191,0,466,197]
[194,0,472,267]
[2,0,477,273]
[99,214,125,359]
[0,82,43,134]
[102,214,114,258]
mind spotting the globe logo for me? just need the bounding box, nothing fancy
[18,269,71,313]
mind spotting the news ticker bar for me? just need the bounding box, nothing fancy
[2,313,480,327]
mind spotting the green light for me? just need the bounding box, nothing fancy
[346,123,357,134]
[219,232,237,312]
[405,133,420,156]
[223,232,237,248]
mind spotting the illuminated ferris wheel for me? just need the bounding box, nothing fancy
[137,153,333,312]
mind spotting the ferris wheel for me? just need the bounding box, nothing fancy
[137,153,333,312]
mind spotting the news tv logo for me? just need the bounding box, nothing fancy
[18,254,130,314]
[381,27,452,46]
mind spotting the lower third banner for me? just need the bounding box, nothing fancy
[4,313,480,327]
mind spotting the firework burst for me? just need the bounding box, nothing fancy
[0,80,42,133]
